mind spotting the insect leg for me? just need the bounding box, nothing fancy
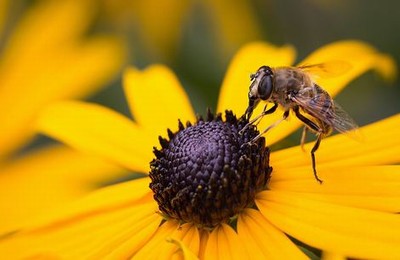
[311,134,323,184]
[300,126,308,152]
[254,104,268,127]
[240,103,278,134]
[293,107,320,133]
[245,97,260,120]
[293,107,323,184]
[253,110,289,141]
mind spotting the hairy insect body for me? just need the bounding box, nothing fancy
[273,67,313,110]
[244,64,358,183]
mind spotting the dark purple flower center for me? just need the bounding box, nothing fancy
[149,110,271,228]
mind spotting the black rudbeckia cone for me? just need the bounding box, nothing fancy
[149,110,271,228]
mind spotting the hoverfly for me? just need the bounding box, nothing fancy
[243,62,358,183]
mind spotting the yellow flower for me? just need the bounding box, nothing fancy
[0,0,125,159]
[1,40,399,259]
[0,0,125,231]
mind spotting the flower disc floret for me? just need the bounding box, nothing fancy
[149,110,272,227]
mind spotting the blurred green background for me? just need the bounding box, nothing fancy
[3,0,399,148]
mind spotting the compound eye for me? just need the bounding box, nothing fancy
[258,74,273,100]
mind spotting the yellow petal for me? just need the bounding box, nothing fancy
[217,42,296,115]
[270,165,400,192]
[238,208,307,259]
[134,220,178,259]
[0,145,126,233]
[123,65,196,137]
[1,1,90,61]
[168,225,201,259]
[36,101,153,172]
[322,252,346,260]
[198,229,209,260]
[0,1,125,158]
[179,224,201,257]
[89,209,161,259]
[19,178,153,231]
[168,238,199,260]
[135,222,200,259]
[271,114,400,169]
[256,190,400,259]
[298,40,397,91]
[0,202,160,258]
[268,165,400,212]
[204,224,246,260]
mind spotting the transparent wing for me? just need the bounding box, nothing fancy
[327,101,360,134]
[291,90,361,139]
[298,61,352,79]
